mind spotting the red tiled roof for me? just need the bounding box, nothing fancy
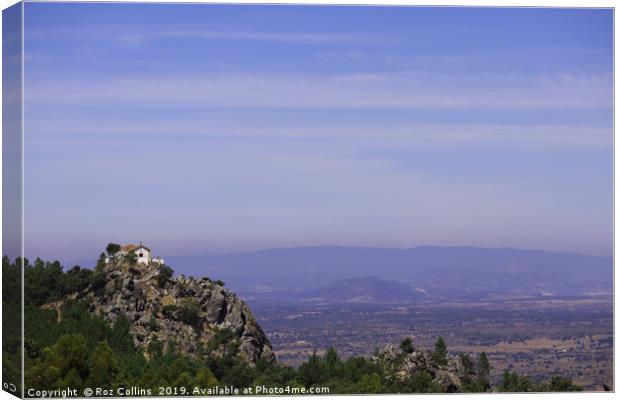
[121,244,136,252]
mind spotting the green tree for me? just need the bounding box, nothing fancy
[356,373,382,393]
[477,352,490,389]
[52,334,90,379]
[298,351,327,387]
[501,370,513,391]
[124,252,138,266]
[147,338,164,359]
[64,265,93,295]
[220,362,255,388]
[432,337,448,365]
[90,270,107,296]
[399,371,443,393]
[195,367,219,388]
[206,327,235,354]
[26,359,62,390]
[459,353,475,375]
[157,265,174,287]
[549,376,582,392]
[399,337,414,354]
[173,371,194,388]
[323,347,341,376]
[458,352,481,392]
[178,298,201,326]
[106,243,121,256]
[26,334,89,389]
[25,258,65,305]
[59,368,83,388]
[87,341,119,387]
[96,252,107,270]
[109,315,135,354]
[500,370,534,392]
[3,257,22,393]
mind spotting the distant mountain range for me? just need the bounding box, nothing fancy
[242,276,426,304]
[165,245,613,300]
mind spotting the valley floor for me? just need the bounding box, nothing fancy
[247,296,613,391]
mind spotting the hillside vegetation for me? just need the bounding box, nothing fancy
[3,254,582,395]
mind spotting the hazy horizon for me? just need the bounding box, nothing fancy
[22,4,613,261]
[53,243,611,271]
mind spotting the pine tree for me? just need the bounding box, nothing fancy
[400,337,414,354]
[195,367,219,388]
[432,337,448,365]
[87,341,118,387]
[323,347,341,376]
[96,252,107,271]
[106,243,121,256]
[298,351,327,387]
[477,352,490,390]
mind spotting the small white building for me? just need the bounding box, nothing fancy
[106,242,165,265]
[134,243,152,265]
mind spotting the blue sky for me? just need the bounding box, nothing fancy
[22,4,613,261]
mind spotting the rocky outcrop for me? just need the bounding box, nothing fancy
[371,344,477,392]
[50,260,275,365]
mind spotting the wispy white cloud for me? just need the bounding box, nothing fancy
[26,115,612,149]
[111,30,359,49]
[152,29,357,43]
[26,25,360,48]
[26,70,612,111]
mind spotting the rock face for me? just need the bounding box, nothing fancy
[55,260,275,365]
[371,344,477,392]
